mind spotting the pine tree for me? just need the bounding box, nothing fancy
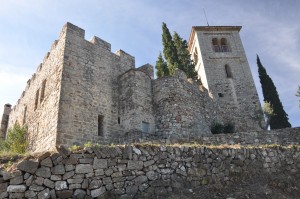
[155,52,169,78]
[162,22,178,75]
[257,55,291,129]
[173,32,197,79]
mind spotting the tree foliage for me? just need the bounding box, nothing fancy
[156,22,197,79]
[155,52,169,78]
[263,101,275,130]
[0,123,28,153]
[257,55,291,129]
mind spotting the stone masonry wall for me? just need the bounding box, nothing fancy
[119,69,155,134]
[191,27,264,132]
[1,143,299,198]
[6,27,67,152]
[153,72,219,139]
[56,23,135,146]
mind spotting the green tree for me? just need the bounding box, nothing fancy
[263,101,275,130]
[296,86,300,107]
[162,22,178,75]
[173,32,197,79]
[155,52,169,78]
[257,55,291,129]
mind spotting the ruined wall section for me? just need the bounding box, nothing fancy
[194,29,264,132]
[153,71,219,139]
[6,30,66,152]
[57,23,135,146]
[118,69,154,136]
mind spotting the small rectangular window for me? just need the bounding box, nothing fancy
[98,115,104,136]
[118,117,120,124]
[142,121,150,133]
[35,89,40,110]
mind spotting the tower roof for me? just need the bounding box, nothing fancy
[188,26,242,51]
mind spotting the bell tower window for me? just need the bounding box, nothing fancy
[212,38,220,52]
[221,38,230,52]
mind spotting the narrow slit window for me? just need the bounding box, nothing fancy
[225,65,233,78]
[118,117,120,124]
[40,79,47,102]
[35,89,40,110]
[98,115,104,136]
[23,106,27,125]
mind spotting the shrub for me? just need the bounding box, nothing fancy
[69,145,81,151]
[84,141,93,148]
[211,122,224,134]
[1,123,28,153]
[224,122,235,134]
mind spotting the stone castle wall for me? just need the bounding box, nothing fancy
[119,69,155,134]
[153,71,219,139]
[6,28,67,152]
[1,141,299,198]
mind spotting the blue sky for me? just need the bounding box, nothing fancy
[0,0,299,127]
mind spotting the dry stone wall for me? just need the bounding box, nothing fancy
[1,143,299,199]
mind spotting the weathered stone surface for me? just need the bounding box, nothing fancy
[51,164,65,175]
[62,170,74,180]
[17,160,39,174]
[41,157,53,167]
[93,158,108,169]
[188,168,206,177]
[146,171,158,181]
[25,190,36,198]
[50,175,62,181]
[34,176,45,185]
[134,175,148,185]
[0,182,8,193]
[75,164,93,174]
[126,185,138,195]
[29,184,45,191]
[44,179,55,189]
[55,181,68,190]
[7,185,26,192]
[37,188,50,199]
[74,189,86,199]
[10,175,23,185]
[56,190,73,198]
[7,192,24,198]
[67,178,83,184]
[127,160,143,170]
[36,167,51,178]
[89,179,102,189]
[91,187,106,197]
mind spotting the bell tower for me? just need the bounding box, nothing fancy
[188,26,264,131]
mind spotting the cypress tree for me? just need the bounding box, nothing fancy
[162,22,178,75]
[173,32,197,79]
[155,52,169,78]
[257,55,291,129]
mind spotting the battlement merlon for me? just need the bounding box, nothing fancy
[188,26,242,51]
[115,49,135,69]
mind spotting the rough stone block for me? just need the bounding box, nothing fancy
[17,160,39,174]
[127,160,143,170]
[56,190,73,199]
[55,181,68,190]
[51,164,65,175]
[91,187,106,197]
[36,167,51,178]
[7,185,27,192]
[75,164,93,174]
[37,188,50,199]
[93,158,108,169]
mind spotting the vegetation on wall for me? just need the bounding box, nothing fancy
[263,101,275,130]
[211,122,235,134]
[0,122,28,154]
[155,22,197,79]
[257,55,291,129]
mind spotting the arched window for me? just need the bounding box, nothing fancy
[225,65,232,78]
[221,38,229,52]
[193,48,198,65]
[212,38,220,52]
